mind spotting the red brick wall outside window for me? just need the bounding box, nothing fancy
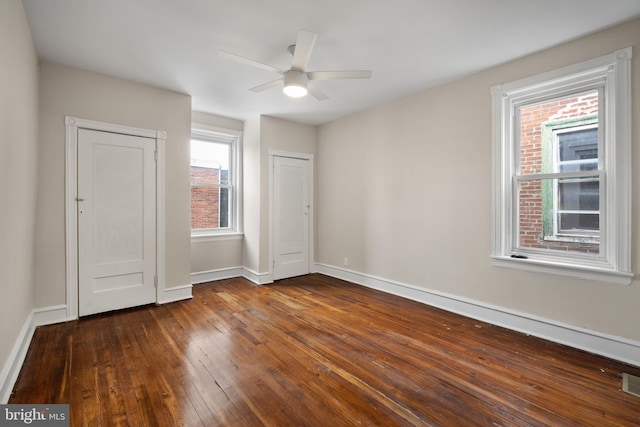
[191,166,220,229]
[518,92,599,254]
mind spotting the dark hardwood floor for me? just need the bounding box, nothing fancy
[10,274,640,426]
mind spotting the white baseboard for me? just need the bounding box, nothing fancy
[191,267,244,284]
[190,267,272,285]
[33,305,71,327]
[315,263,640,368]
[0,312,34,403]
[158,284,193,304]
[242,267,273,285]
[194,266,329,286]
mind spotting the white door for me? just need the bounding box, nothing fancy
[77,129,157,316]
[273,156,311,280]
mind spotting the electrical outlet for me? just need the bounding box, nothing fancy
[343,257,349,266]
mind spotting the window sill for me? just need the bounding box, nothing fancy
[543,235,599,245]
[490,255,633,285]
[191,232,243,243]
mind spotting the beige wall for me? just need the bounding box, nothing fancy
[261,115,317,155]
[0,0,39,381]
[35,61,192,307]
[242,117,262,273]
[192,111,244,132]
[317,19,640,341]
[191,238,243,273]
[190,111,244,274]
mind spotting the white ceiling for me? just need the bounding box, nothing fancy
[22,0,640,125]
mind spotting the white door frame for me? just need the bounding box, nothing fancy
[268,149,314,282]
[64,116,166,319]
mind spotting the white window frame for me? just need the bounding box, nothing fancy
[491,47,632,285]
[190,125,243,240]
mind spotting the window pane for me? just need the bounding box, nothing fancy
[219,187,229,228]
[558,127,598,172]
[519,90,598,176]
[518,178,599,255]
[558,160,597,173]
[558,179,599,211]
[518,179,545,248]
[558,213,599,233]
[190,139,231,230]
[191,186,219,229]
[559,128,598,162]
[191,140,230,184]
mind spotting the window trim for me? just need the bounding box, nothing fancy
[190,124,243,240]
[490,47,632,285]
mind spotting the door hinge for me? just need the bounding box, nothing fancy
[154,150,158,161]
[154,275,158,287]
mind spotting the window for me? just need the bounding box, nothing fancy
[491,47,632,284]
[190,127,242,237]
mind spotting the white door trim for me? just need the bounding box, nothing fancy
[268,149,314,282]
[64,116,166,319]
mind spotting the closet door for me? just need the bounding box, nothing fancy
[273,156,310,280]
[77,128,156,316]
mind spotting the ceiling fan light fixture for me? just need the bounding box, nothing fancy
[283,70,308,98]
[283,83,308,98]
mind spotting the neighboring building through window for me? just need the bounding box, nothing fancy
[552,123,599,238]
[491,47,632,284]
[190,128,241,235]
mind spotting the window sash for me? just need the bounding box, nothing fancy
[515,170,601,181]
[191,183,232,190]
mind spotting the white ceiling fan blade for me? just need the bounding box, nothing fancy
[308,70,372,80]
[307,83,329,101]
[218,50,284,74]
[249,79,283,92]
[291,30,317,71]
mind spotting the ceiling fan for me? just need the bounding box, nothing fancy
[218,30,372,100]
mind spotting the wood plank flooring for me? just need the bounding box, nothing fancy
[10,274,640,426]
